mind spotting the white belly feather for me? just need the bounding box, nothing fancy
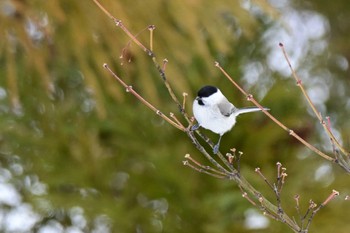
[193,101,237,136]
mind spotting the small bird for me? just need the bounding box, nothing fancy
[192,85,268,154]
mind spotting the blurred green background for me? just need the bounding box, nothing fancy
[1,0,350,232]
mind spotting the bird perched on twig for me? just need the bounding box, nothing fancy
[192,85,268,154]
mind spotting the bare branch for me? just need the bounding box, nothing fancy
[279,43,350,159]
[91,2,344,232]
[103,64,185,131]
[184,154,228,177]
[255,167,275,191]
[304,190,339,231]
[148,25,156,51]
[214,61,350,172]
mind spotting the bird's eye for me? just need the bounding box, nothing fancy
[198,98,205,106]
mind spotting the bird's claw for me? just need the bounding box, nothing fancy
[213,144,219,154]
[190,124,200,131]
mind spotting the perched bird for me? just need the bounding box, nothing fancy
[192,85,268,154]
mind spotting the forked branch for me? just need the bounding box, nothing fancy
[92,1,342,232]
[214,60,350,173]
[279,43,350,161]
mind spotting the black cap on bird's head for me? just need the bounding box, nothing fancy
[197,85,218,98]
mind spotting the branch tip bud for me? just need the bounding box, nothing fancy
[148,25,156,31]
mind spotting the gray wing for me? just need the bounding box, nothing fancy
[217,99,236,117]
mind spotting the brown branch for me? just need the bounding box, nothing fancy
[148,25,156,51]
[279,43,350,158]
[92,2,307,232]
[92,0,190,123]
[186,130,232,174]
[184,154,228,178]
[304,190,339,231]
[103,64,185,132]
[239,185,257,206]
[255,167,274,190]
[214,62,350,172]
[183,160,227,179]
[214,61,333,161]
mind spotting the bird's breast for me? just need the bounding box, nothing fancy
[193,104,237,135]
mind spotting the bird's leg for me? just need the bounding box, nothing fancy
[213,135,222,154]
[191,123,200,131]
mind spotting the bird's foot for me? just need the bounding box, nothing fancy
[213,144,220,154]
[190,123,200,131]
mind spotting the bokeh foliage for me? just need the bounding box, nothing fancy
[0,0,350,232]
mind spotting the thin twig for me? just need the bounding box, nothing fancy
[280,170,287,193]
[191,128,236,172]
[279,43,350,158]
[170,112,185,129]
[103,64,185,131]
[182,92,188,111]
[187,130,231,174]
[185,154,228,176]
[275,163,286,216]
[294,194,303,228]
[93,0,190,123]
[255,167,274,191]
[148,25,155,51]
[239,185,257,206]
[162,59,168,71]
[214,61,337,164]
[276,162,282,189]
[93,2,303,232]
[304,190,339,231]
[236,150,243,174]
[183,160,227,179]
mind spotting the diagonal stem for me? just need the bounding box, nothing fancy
[279,43,349,158]
[214,62,335,163]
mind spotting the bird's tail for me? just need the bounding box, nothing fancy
[236,106,269,115]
